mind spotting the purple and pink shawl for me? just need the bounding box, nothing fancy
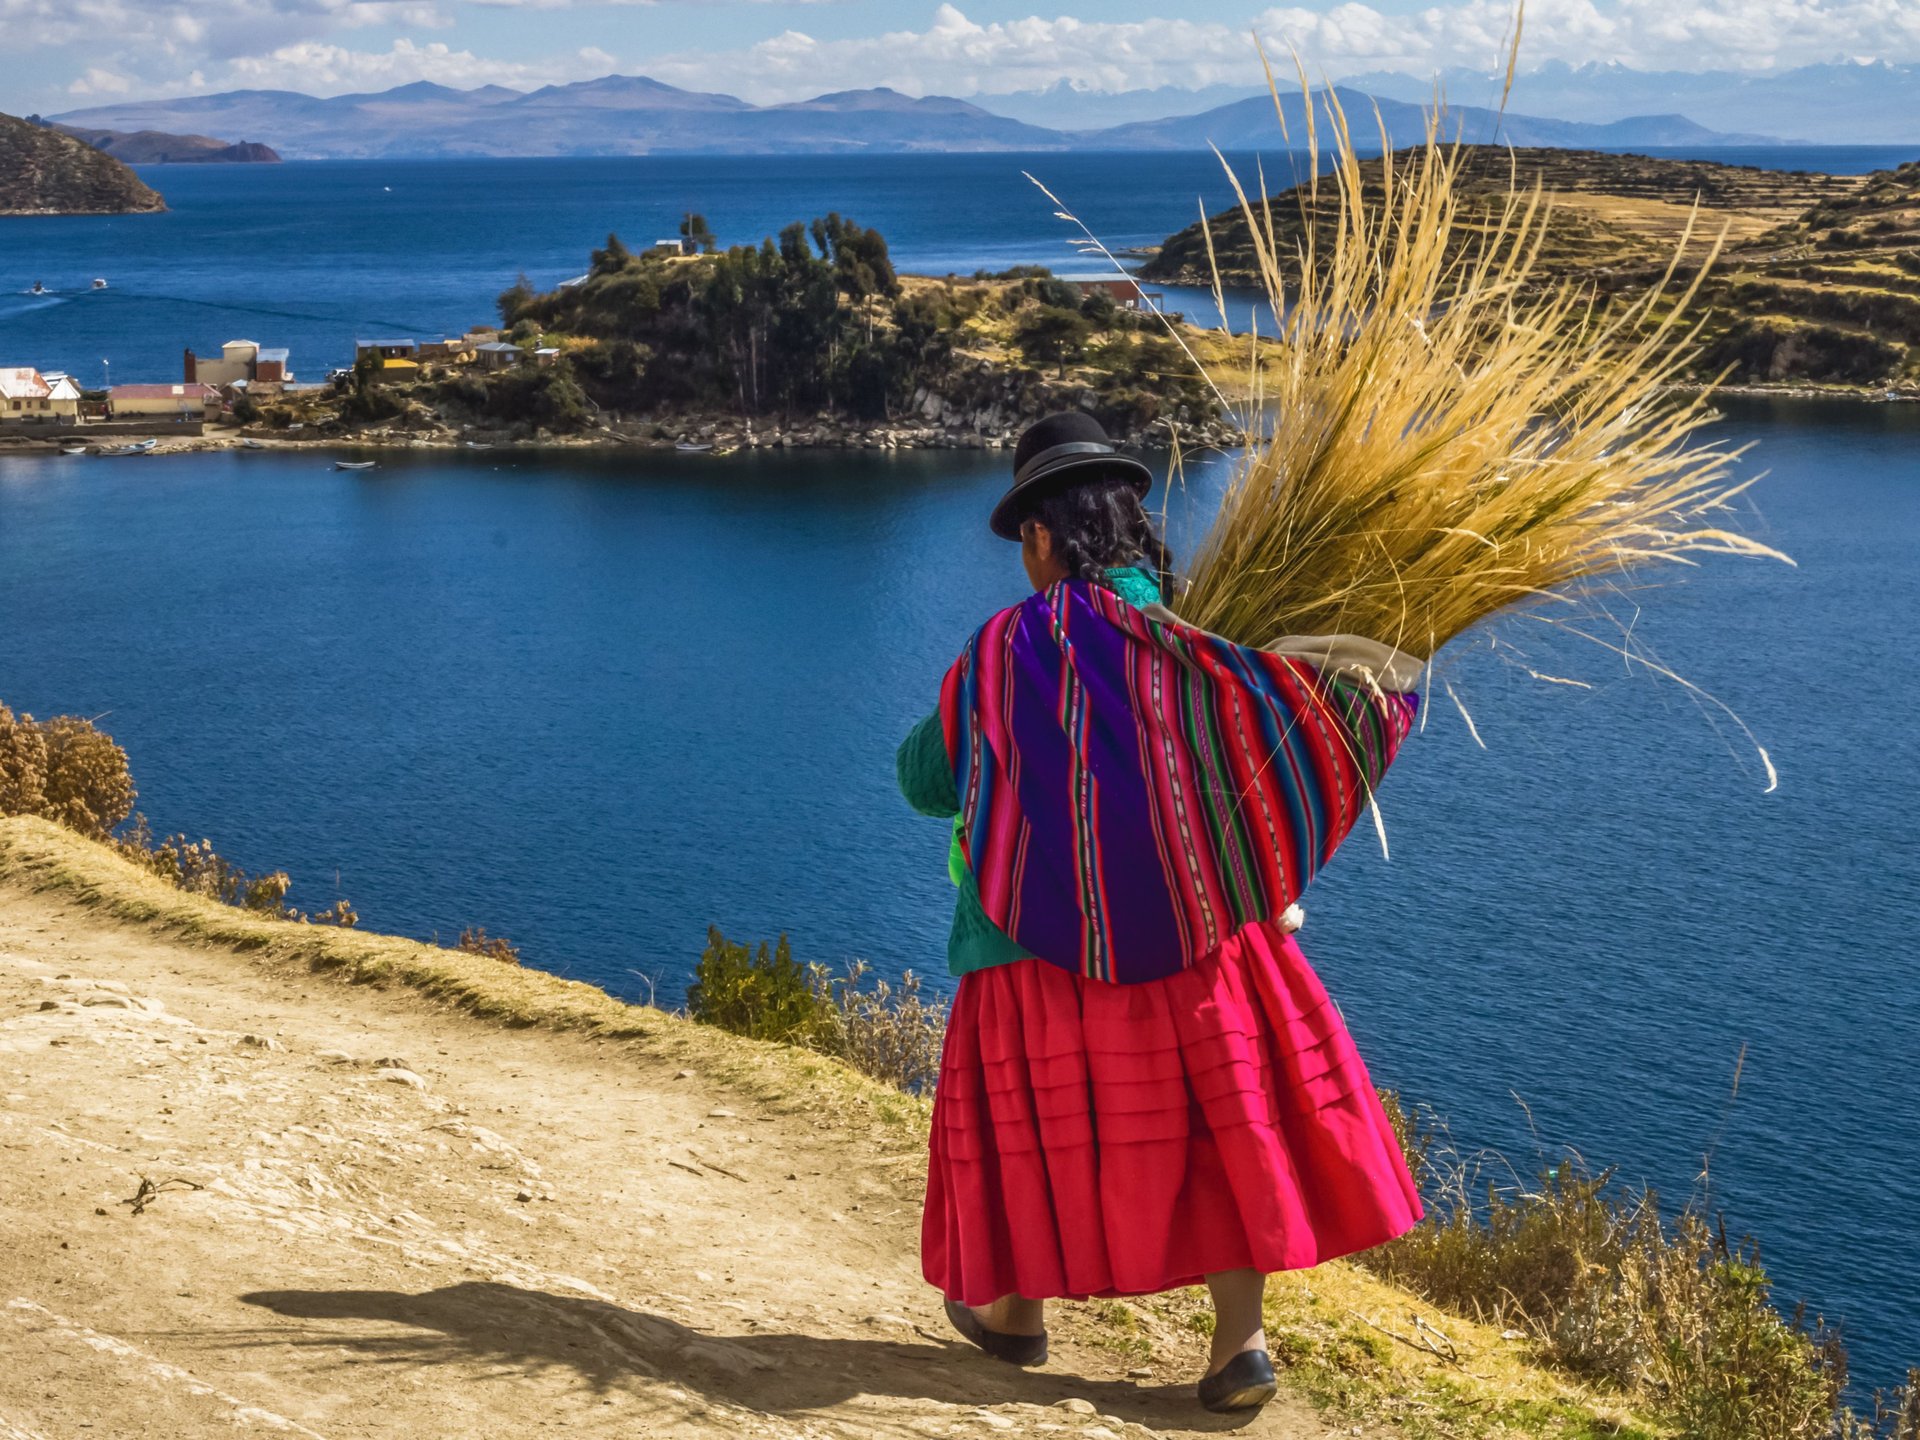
[938,580,1418,985]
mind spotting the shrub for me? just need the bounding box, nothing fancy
[457,926,521,964]
[109,816,356,925]
[1363,1098,1919,1439]
[1706,317,1904,384]
[1,697,354,926]
[434,365,592,434]
[339,357,406,423]
[486,364,591,433]
[823,960,946,1095]
[686,929,946,1092]
[0,703,51,821]
[0,703,134,840]
[687,928,837,1050]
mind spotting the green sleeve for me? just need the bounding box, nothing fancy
[895,711,960,818]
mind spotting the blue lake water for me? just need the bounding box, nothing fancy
[3,146,1917,382]
[2,152,1918,1389]
[1,401,1916,1388]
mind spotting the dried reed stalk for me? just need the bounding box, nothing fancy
[1171,69,1790,672]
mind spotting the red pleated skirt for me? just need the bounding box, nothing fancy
[922,918,1422,1304]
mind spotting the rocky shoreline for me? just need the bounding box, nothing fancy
[3,381,1908,464]
[238,380,1247,455]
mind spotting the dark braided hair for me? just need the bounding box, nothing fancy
[1024,474,1175,598]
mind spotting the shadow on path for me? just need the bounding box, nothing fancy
[240,1281,1260,1433]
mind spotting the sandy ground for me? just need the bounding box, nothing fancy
[0,874,1359,1440]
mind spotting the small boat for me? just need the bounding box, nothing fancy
[28,282,47,295]
[711,445,738,457]
[239,438,267,450]
[464,440,492,450]
[91,278,108,291]
[60,443,88,456]
[286,422,305,431]
[333,459,377,471]
[97,439,157,457]
[675,441,714,454]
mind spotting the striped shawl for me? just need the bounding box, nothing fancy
[938,579,1417,985]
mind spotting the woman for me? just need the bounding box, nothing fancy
[897,412,1426,1414]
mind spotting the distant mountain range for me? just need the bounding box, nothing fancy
[1081,89,1771,151]
[982,80,1272,130]
[50,76,1777,160]
[1335,60,1920,145]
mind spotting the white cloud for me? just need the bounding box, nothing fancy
[0,0,450,57]
[638,1,1920,101]
[225,37,616,90]
[67,66,135,95]
[12,0,1920,115]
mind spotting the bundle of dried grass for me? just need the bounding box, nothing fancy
[1090,65,1790,679]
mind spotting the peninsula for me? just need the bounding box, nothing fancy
[0,111,165,215]
[1140,148,1920,390]
[52,124,281,164]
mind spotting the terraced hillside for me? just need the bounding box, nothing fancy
[1704,161,1920,384]
[1140,148,1918,389]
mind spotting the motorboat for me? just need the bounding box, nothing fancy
[91,278,108,291]
[28,282,47,295]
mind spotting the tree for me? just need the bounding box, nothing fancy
[893,293,955,378]
[497,273,536,326]
[590,232,631,275]
[680,212,716,253]
[1016,306,1092,377]
[811,213,899,343]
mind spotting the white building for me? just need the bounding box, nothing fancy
[0,367,79,419]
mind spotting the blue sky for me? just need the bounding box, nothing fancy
[7,0,1917,116]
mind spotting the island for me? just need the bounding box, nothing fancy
[0,111,166,214]
[233,217,1247,450]
[1139,147,1920,390]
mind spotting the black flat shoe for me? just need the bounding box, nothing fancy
[1198,1349,1277,1413]
[943,1298,1049,1367]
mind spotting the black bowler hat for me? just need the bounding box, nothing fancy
[989,412,1153,541]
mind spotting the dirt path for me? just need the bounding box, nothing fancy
[0,872,1355,1439]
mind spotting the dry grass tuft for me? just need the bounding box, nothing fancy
[457,925,522,964]
[1369,1096,1919,1439]
[1157,74,1790,687]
